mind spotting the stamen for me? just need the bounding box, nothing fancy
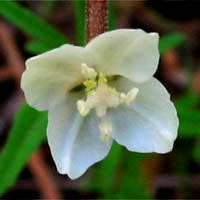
[120,87,139,105]
[99,121,112,142]
[108,87,119,96]
[119,92,127,103]
[77,67,139,120]
[98,73,107,83]
[77,100,90,116]
[86,83,120,117]
[126,88,139,104]
[83,79,97,92]
[81,63,97,80]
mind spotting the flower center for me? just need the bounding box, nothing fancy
[77,63,139,142]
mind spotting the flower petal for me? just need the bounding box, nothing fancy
[47,93,112,179]
[21,44,94,111]
[86,29,159,83]
[108,77,178,153]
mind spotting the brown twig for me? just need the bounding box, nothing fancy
[0,21,25,131]
[0,21,24,85]
[87,0,108,42]
[0,91,23,135]
[28,150,63,200]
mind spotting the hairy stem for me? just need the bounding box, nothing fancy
[86,0,108,42]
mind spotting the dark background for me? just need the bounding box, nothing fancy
[0,0,200,199]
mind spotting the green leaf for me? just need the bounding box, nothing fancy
[193,138,200,164]
[175,91,199,108]
[74,0,86,46]
[159,32,185,55]
[87,142,122,195]
[114,152,151,199]
[177,108,200,137]
[87,144,151,199]
[175,92,200,137]
[0,0,67,47]
[108,0,116,30]
[25,40,54,54]
[0,104,47,196]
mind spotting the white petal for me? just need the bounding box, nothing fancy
[108,77,178,153]
[21,44,94,111]
[86,29,159,83]
[47,93,112,179]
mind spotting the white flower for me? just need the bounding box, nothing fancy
[21,29,179,179]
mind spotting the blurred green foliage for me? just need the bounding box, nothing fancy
[0,104,47,195]
[108,0,116,31]
[159,32,185,55]
[175,91,200,137]
[0,0,198,199]
[25,40,55,54]
[0,0,68,51]
[74,0,86,46]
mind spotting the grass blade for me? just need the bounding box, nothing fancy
[159,32,185,55]
[0,104,47,196]
[0,0,68,47]
[74,0,86,46]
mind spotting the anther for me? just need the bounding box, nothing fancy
[126,88,139,104]
[81,63,97,80]
[120,87,139,105]
[83,79,97,92]
[77,100,90,116]
[98,73,107,83]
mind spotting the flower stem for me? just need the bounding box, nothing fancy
[86,0,108,43]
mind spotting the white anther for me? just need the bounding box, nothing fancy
[99,121,112,142]
[126,88,139,104]
[120,88,139,105]
[77,70,139,118]
[77,100,90,117]
[119,93,127,103]
[81,63,97,80]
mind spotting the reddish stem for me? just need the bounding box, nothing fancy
[87,0,108,42]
